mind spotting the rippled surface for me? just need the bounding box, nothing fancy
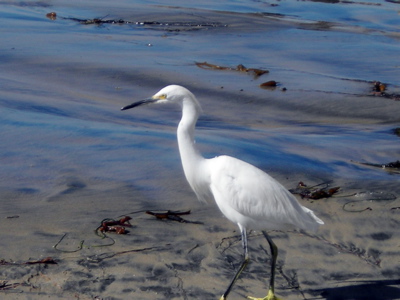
[0,1,399,299]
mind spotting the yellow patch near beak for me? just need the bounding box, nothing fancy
[153,94,167,100]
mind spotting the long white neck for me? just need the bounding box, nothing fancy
[177,102,204,172]
[177,100,211,202]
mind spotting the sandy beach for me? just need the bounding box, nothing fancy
[1,0,399,299]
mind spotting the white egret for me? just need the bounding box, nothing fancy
[121,85,324,300]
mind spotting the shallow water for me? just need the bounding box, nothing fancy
[1,0,400,299]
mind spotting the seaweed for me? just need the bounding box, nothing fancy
[52,209,201,252]
[0,257,57,265]
[146,210,203,224]
[195,61,268,78]
[45,12,226,31]
[0,280,25,291]
[291,181,340,200]
[96,216,132,236]
[370,81,400,101]
[259,80,278,89]
[354,160,400,174]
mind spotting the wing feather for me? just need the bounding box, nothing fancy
[208,155,323,232]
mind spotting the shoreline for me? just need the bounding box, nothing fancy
[1,1,399,299]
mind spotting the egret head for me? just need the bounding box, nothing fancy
[121,85,202,113]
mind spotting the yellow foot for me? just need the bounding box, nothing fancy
[247,288,282,300]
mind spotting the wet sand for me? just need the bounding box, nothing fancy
[1,0,400,299]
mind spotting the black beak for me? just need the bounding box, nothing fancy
[121,98,158,111]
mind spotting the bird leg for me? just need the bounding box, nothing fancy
[246,231,281,300]
[219,227,249,300]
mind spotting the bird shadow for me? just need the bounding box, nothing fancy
[308,279,400,300]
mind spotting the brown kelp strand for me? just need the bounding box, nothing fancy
[195,61,269,78]
[146,210,203,224]
[290,181,340,200]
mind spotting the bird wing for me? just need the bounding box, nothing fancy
[208,155,322,232]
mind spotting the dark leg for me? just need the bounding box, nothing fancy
[246,231,280,300]
[262,231,278,295]
[220,224,249,300]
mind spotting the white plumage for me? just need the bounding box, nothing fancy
[122,85,323,300]
[208,155,322,232]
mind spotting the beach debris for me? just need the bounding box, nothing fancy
[372,81,386,93]
[46,12,57,20]
[99,225,127,235]
[5,215,19,219]
[91,216,133,246]
[393,128,400,137]
[77,17,118,25]
[96,216,132,235]
[195,61,268,78]
[0,257,56,266]
[51,209,200,253]
[370,81,400,100]
[25,257,57,265]
[381,160,400,168]
[343,201,372,213]
[259,80,278,89]
[135,21,226,31]
[85,245,167,264]
[54,233,85,252]
[45,13,226,31]
[290,181,340,200]
[146,209,202,223]
[354,160,400,174]
[0,280,25,291]
[342,191,397,213]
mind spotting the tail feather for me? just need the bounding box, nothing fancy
[301,206,324,233]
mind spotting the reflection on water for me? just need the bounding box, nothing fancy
[1,101,397,196]
[1,0,399,202]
